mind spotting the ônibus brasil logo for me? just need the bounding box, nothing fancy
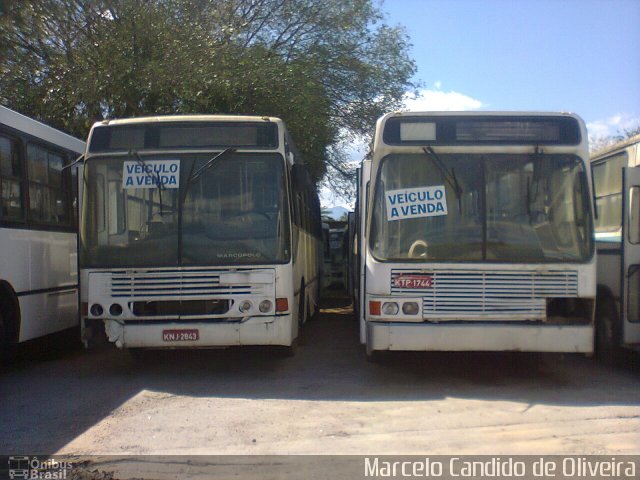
[8,457,73,479]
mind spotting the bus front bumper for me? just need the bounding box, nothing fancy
[366,322,594,353]
[101,315,294,349]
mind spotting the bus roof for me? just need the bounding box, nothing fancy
[0,105,85,154]
[383,110,578,116]
[591,133,640,161]
[86,114,293,155]
[376,110,583,130]
[373,111,586,150]
[92,114,282,129]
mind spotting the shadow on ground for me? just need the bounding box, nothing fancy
[1,291,638,453]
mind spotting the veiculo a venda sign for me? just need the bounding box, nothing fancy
[385,185,448,221]
[122,160,181,189]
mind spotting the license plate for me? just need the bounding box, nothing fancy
[393,274,434,289]
[162,329,199,342]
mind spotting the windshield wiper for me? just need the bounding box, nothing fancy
[526,177,532,223]
[181,148,236,201]
[423,146,463,212]
[527,145,543,223]
[130,149,167,216]
[190,148,236,184]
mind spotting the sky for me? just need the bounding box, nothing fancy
[321,0,640,207]
[384,0,640,137]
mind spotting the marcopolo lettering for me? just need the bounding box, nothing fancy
[385,185,448,221]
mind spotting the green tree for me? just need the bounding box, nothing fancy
[0,0,416,187]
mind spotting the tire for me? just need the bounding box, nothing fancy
[83,319,109,348]
[0,301,19,365]
[306,296,316,322]
[0,310,8,363]
[0,291,20,365]
[298,282,306,326]
[595,297,622,366]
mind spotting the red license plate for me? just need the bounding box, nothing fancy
[393,274,434,289]
[162,329,199,342]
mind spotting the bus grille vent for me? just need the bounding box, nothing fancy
[109,268,273,299]
[391,269,579,320]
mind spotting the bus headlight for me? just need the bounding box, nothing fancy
[402,302,419,315]
[259,300,272,313]
[109,304,123,316]
[382,302,399,315]
[90,304,104,317]
[239,300,252,313]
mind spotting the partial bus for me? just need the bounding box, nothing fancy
[328,222,348,290]
[80,115,322,355]
[346,210,357,296]
[0,106,84,359]
[353,162,371,327]
[321,221,331,289]
[358,111,596,358]
[591,134,640,359]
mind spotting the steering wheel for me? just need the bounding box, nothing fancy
[408,239,429,259]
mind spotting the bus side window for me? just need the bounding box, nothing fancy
[26,143,72,227]
[71,164,79,225]
[291,165,305,228]
[0,134,24,220]
[592,153,627,236]
[630,186,640,244]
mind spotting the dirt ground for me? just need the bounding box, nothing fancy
[1,294,638,477]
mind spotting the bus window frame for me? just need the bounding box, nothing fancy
[0,126,77,233]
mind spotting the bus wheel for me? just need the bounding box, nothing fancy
[595,298,621,366]
[298,282,306,326]
[0,310,7,363]
[0,293,18,364]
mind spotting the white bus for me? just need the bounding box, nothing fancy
[591,134,640,360]
[353,162,371,326]
[0,106,84,359]
[358,111,596,359]
[80,115,321,355]
[327,223,348,290]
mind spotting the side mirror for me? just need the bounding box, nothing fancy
[63,154,85,170]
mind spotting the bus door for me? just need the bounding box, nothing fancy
[623,167,640,346]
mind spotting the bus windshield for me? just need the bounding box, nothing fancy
[80,152,290,267]
[370,153,593,262]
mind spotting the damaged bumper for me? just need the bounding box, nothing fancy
[87,315,294,349]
